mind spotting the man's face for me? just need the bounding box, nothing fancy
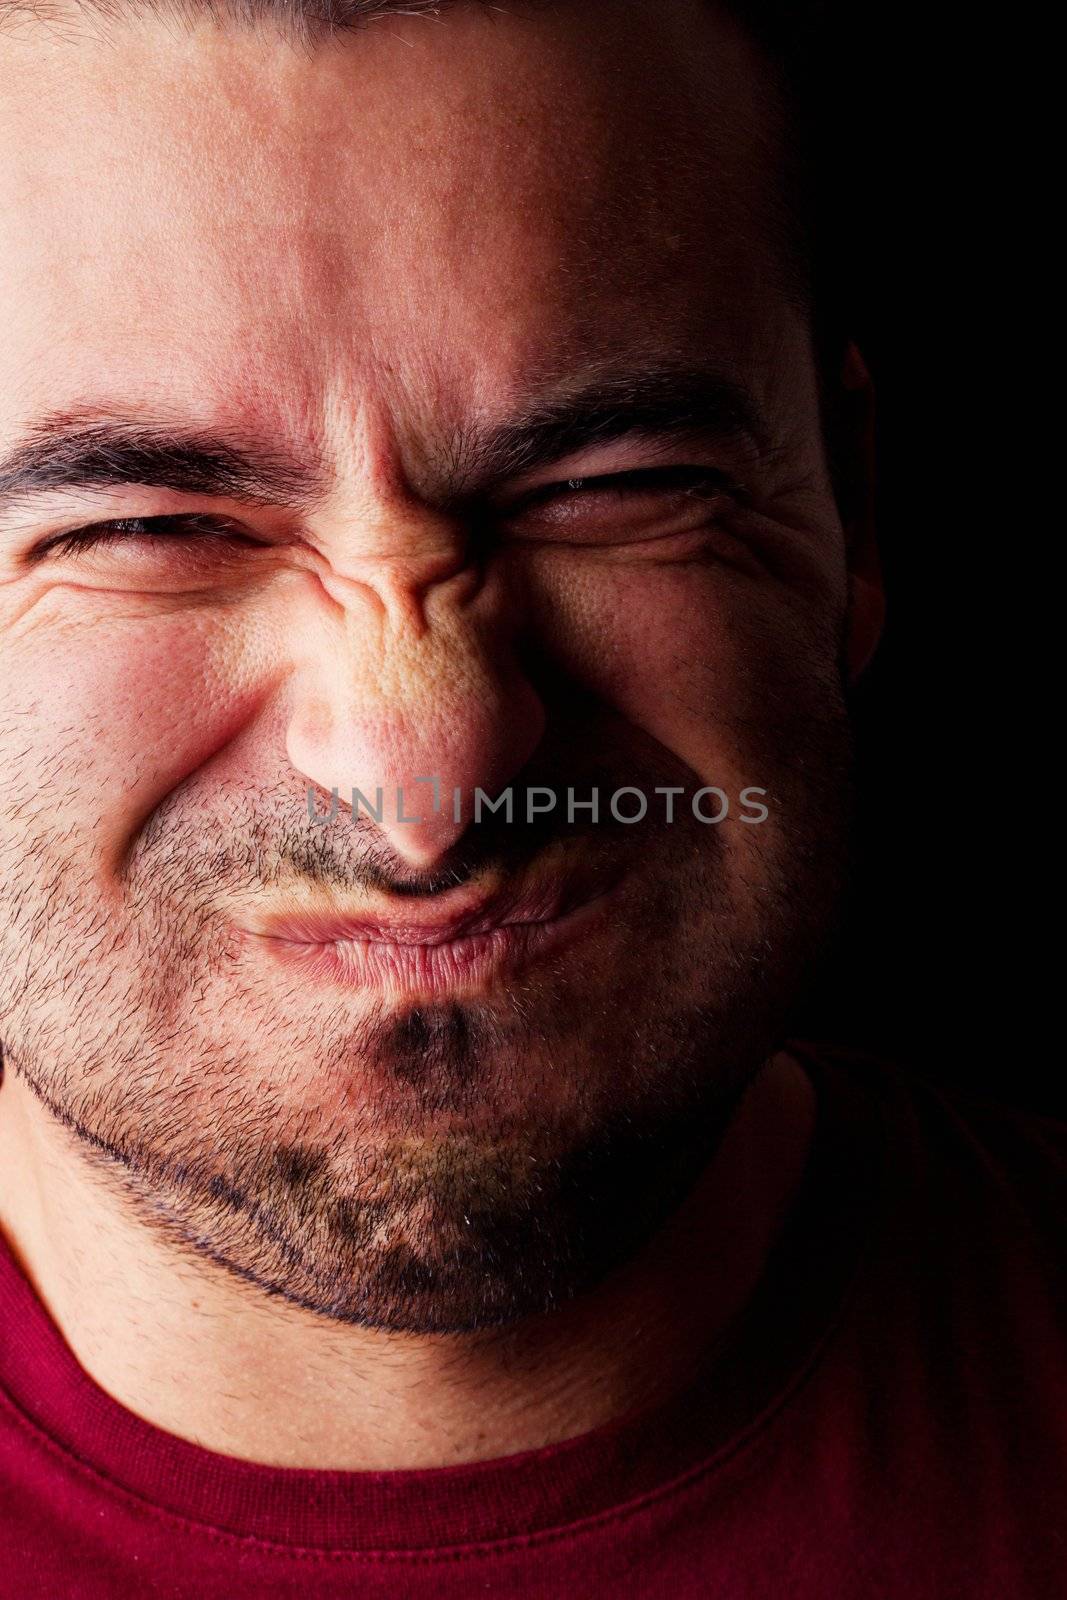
[0,0,855,1331]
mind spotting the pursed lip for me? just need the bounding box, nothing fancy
[235,865,627,995]
[241,867,620,949]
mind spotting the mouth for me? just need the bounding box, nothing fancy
[237,868,624,995]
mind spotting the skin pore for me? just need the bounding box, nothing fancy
[0,1,882,1468]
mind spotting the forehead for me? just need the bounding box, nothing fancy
[0,2,802,467]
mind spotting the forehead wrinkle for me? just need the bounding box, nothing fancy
[0,5,803,508]
[323,346,772,508]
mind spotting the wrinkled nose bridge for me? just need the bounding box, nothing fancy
[316,511,479,635]
[286,512,545,866]
[288,647,546,870]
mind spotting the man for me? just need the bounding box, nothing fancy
[0,1,1061,1595]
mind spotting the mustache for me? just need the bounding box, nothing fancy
[129,707,723,908]
[286,767,647,897]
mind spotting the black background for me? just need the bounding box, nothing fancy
[790,12,1055,1113]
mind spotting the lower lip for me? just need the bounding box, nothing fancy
[241,892,614,997]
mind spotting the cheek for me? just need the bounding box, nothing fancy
[0,597,271,879]
[520,553,830,787]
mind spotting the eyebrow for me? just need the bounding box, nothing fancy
[442,364,770,498]
[0,414,329,529]
[0,364,770,527]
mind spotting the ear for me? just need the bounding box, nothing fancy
[835,341,885,684]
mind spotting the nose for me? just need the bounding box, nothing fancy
[285,525,546,869]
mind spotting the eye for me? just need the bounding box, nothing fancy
[497,465,744,543]
[526,465,735,503]
[34,513,264,561]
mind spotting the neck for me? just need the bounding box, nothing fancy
[0,1052,815,1471]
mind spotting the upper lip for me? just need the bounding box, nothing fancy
[243,867,617,948]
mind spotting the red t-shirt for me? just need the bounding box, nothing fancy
[1,1044,1063,1598]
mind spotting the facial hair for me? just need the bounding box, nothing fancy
[0,691,852,1334]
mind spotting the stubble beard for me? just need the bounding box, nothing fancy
[0,709,853,1335]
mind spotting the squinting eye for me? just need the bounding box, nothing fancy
[498,464,743,541]
[523,465,734,506]
[36,513,263,560]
